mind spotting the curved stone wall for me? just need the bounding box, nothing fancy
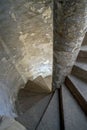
[0,0,52,117]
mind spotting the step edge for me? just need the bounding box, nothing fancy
[65,76,87,115]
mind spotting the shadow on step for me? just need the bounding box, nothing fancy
[15,76,53,115]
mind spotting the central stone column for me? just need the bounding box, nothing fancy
[53,0,87,88]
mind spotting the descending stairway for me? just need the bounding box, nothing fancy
[15,76,52,116]
[60,84,87,130]
[14,34,87,130]
[59,33,87,130]
[36,90,60,130]
[15,75,61,130]
[65,35,87,115]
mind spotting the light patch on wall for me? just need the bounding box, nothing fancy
[42,6,52,23]
[9,11,17,22]
[29,61,52,79]
[19,32,28,42]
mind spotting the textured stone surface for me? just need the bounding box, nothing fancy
[61,84,87,130]
[72,62,87,81]
[0,116,26,130]
[37,90,60,130]
[16,94,52,130]
[65,75,87,114]
[0,0,52,82]
[0,0,52,117]
[53,0,87,87]
[0,38,24,117]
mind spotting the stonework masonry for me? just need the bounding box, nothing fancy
[0,0,52,117]
[53,0,87,88]
[0,0,87,117]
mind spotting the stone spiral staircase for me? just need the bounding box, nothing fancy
[14,35,87,130]
[0,38,87,129]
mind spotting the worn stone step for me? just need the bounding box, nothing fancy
[65,75,87,114]
[81,46,87,51]
[16,91,48,115]
[16,89,40,98]
[16,93,52,130]
[0,116,26,130]
[33,76,52,92]
[44,75,52,91]
[24,76,51,93]
[77,57,87,63]
[75,62,87,71]
[82,33,87,45]
[77,46,87,58]
[60,84,87,130]
[77,45,87,62]
[71,62,87,82]
[36,90,60,130]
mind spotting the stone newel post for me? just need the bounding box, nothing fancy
[53,0,87,88]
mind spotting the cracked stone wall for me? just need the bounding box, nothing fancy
[53,0,87,87]
[0,0,52,117]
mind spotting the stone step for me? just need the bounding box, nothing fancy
[77,47,87,58]
[77,46,87,62]
[16,91,48,115]
[71,62,87,82]
[60,84,87,130]
[24,76,51,93]
[77,57,87,63]
[0,116,26,130]
[16,89,41,98]
[33,76,52,92]
[65,75,87,114]
[36,90,60,130]
[44,75,52,91]
[82,33,87,45]
[81,46,87,51]
[16,93,52,130]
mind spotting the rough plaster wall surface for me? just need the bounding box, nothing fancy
[0,39,24,117]
[53,0,87,87]
[0,0,52,117]
[0,0,53,82]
